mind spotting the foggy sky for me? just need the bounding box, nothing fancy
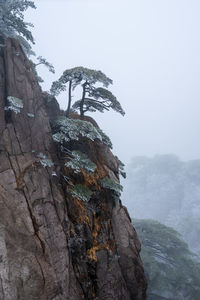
[26,0,200,164]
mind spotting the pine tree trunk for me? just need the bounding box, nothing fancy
[66,80,72,117]
[80,83,86,116]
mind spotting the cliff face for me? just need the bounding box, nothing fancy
[0,38,147,300]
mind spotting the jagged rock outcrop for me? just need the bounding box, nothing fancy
[0,38,147,300]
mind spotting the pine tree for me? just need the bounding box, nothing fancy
[0,0,36,54]
[133,219,200,299]
[0,1,55,82]
[72,87,125,116]
[29,56,55,82]
[50,66,125,117]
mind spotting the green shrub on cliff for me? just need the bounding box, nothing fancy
[117,158,126,179]
[5,96,23,114]
[37,153,54,168]
[71,184,92,202]
[52,116,112,148]
[65,150,96,175]
[100,177,123,197]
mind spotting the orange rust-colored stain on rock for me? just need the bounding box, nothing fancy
[87,215,101,261]
[92,215,101,244]
[72,197,92,229]
[98,202,110,214]
[78,164,108,190]
[64,153,108,190]
[81,169,100,190]
[87,215,115,262]
[92,286,97,300]
[87,242,115,262]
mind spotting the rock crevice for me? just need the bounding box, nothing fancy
[0,38,147,300]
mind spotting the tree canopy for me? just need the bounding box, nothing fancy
[0,1,55,81]
[0,0,36,54]
[29,56,55,82]
[50,66,125,117]
[72,87,125,116]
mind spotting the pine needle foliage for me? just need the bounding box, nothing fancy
[52,116,112,148]
[100,177,123,196]
[37,153,54,168]
[117,158,126,179]
[36,56,55,74]
[29,56,55,82]
[5,96,23,114]
[73,87,125,116]
[50,66,124,117]
[0,0,36,54]
[65,150,97,175]
[51,67,112,96]
[0,0,54,82]
[71,184,92,202]
[133,219,200,300]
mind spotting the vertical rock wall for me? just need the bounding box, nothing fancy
[0,38,147,299]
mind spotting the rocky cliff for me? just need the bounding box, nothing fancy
[0,38,147,300]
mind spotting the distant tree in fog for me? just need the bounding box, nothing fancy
[133,219,200,300]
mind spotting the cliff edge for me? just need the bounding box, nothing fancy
[0,38,147,300]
